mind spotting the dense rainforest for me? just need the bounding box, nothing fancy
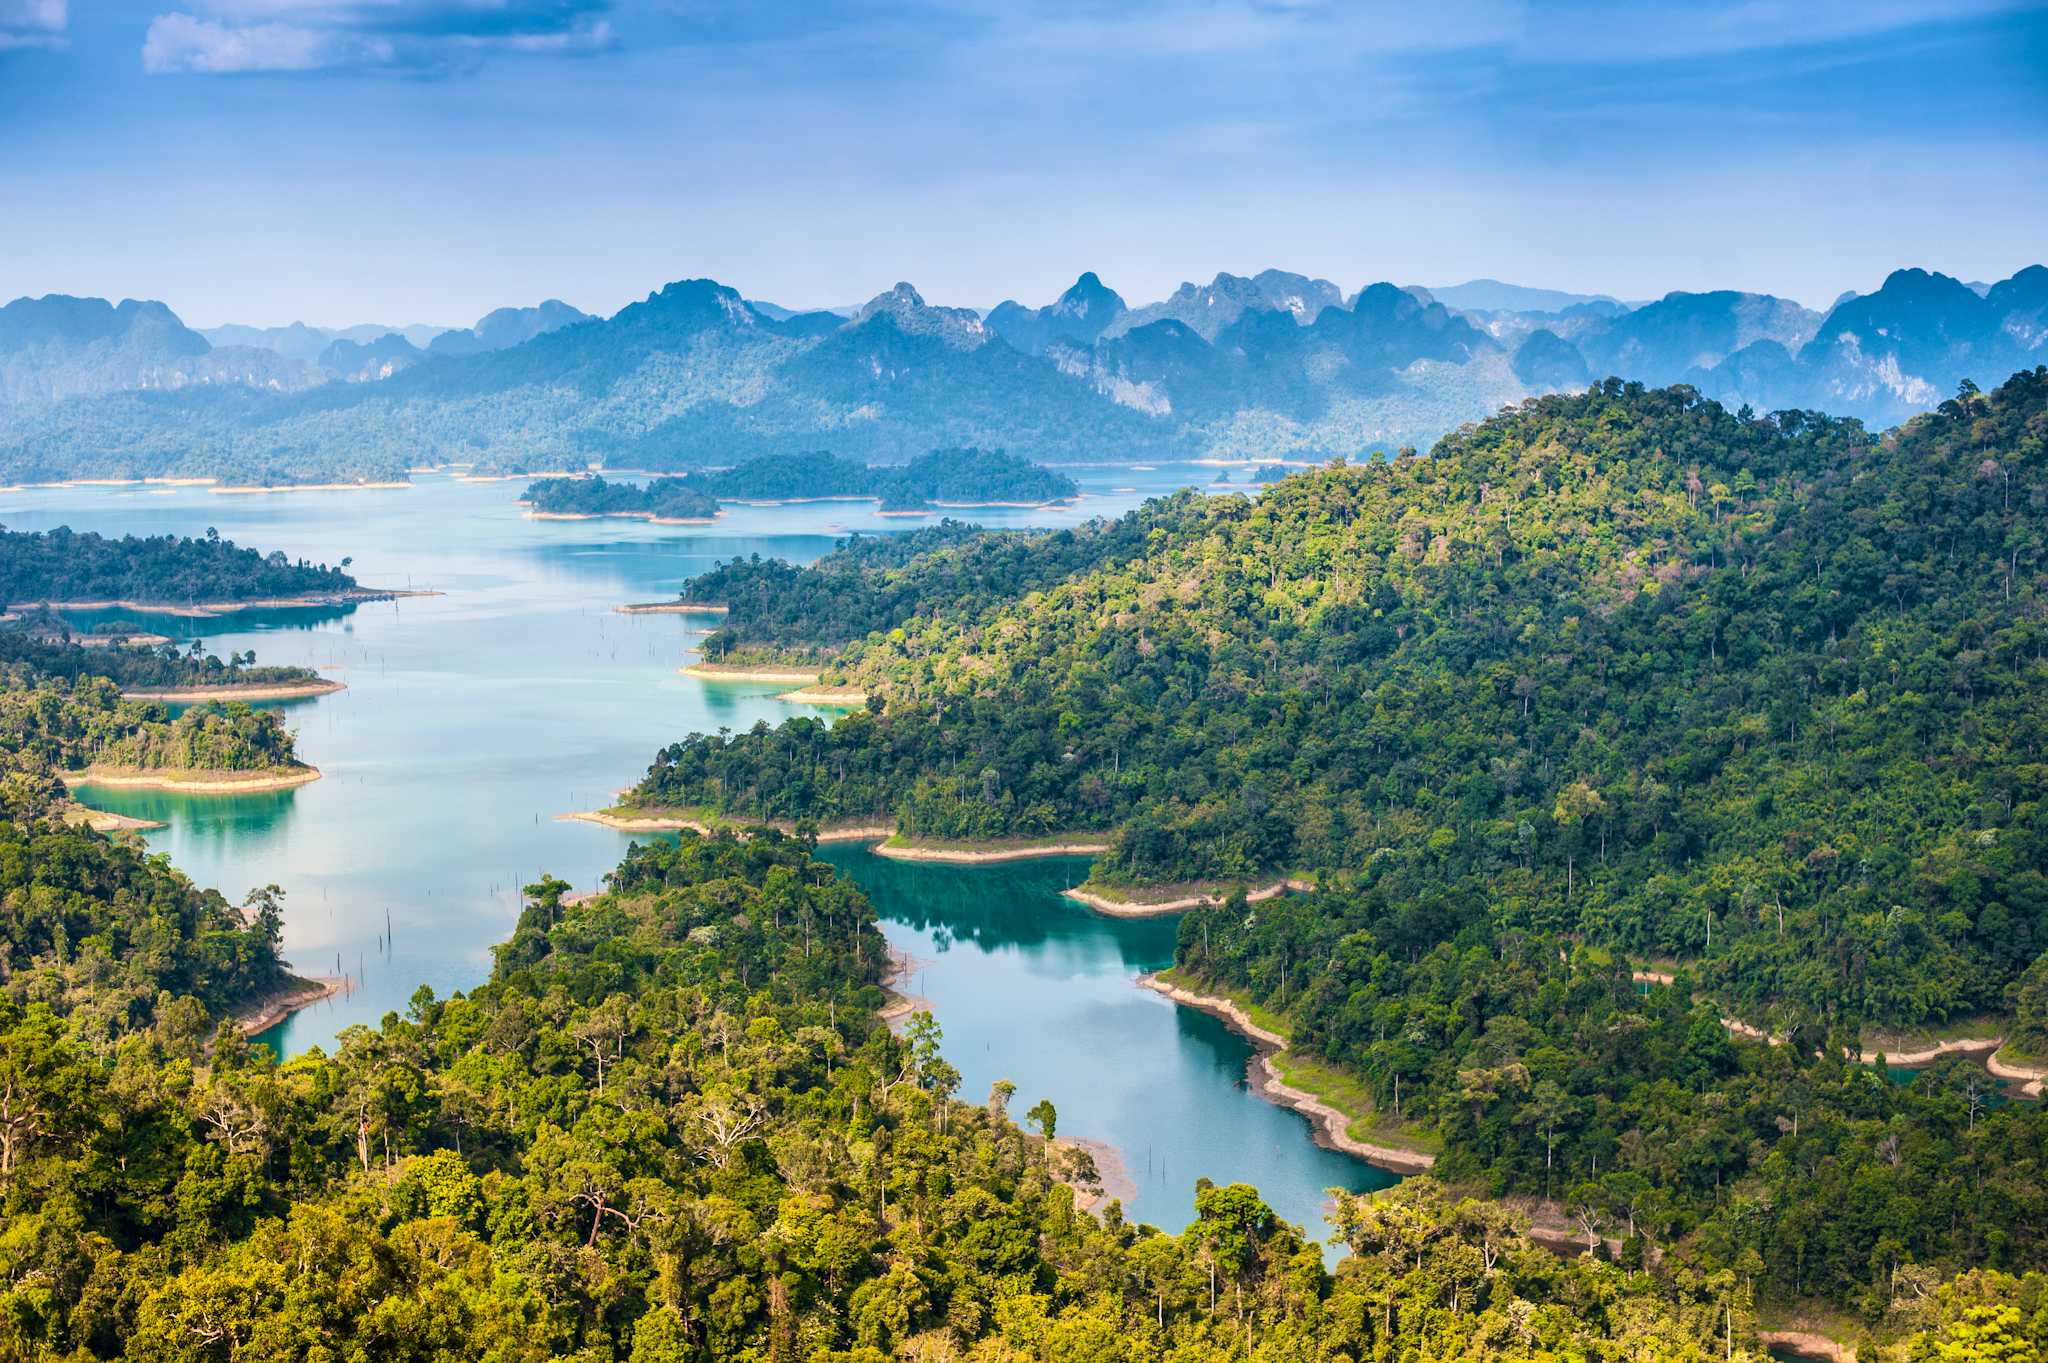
[521,475,721,521]
[0,763,286,1043]
[636,372,2048,1036]
[0,671,305,779]
[2,401,2045,1358]
[620,372,2048,1326]
[0,619,321,691]
[681,516,1163,664]
[5,820,2033,1361]
[0,525,356,606]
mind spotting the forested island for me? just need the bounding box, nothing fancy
[0,616,332,695]
[520,473,721,522]
[676,447,1079,510]
[606,370,2048,1342]
[0,524,357,606]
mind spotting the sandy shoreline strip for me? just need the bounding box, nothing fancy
[64,802,168,833]
[1636,966,2044,1095]
[1140,973,1436,1175]
[616,601,729,615]
[237,974,350,1035]
[14,588,436,618]
[122,677,346,702]
[561,808,899,842]
[1061,877,1311,919]
[680,662,823,685]
[1053,1135,1138,1217]
[776,686,868,706]
[525,510,720,525]
[560,811,1097,867]
[879,944,933,1029]
[63,765,322,794]
[871,838,1109,865]
[211,482,412,495]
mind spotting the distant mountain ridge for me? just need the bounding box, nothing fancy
[1,263,2042,485]
[428,300,592,357]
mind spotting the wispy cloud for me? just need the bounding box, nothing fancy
[142,0,615,73]
[0,0,67,51]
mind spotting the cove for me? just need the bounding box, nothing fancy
[2,466,1396,1239]
[818,847,1399,1243]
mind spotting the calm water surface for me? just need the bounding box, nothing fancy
[3,465,1391,1240]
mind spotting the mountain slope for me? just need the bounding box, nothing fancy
[985,271,1128,355]
[1103,269,1345,340]
[426,299,592,356]
[636,369,2048,1036]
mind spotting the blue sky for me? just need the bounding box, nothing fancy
[3,1,2044,327]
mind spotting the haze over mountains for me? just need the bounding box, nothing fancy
[0,264,2041,486]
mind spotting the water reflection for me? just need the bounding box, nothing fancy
[818,847,1396,1245]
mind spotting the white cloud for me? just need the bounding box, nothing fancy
[143,13,393,71]
[0,0,67,51]
[142,0,614,73]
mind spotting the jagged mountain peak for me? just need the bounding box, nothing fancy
[849,281,988,350]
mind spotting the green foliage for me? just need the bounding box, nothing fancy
[623,371,2048,1319]
[0,621,320,690]
[681,513,1157,663]
[0,671,304,776]
[638,371,2048,1035]
[0,816,284,1038]
[0,524,354,605]
[0,823,1816,1361]
[521,473,719,520]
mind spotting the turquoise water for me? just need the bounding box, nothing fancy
[819,849,1397,1237]
[3,465,1394,1240]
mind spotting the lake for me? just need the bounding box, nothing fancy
[3,465,1393,1242]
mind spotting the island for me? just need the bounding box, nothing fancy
[2,614,342,700]
[675,447,1078,511]
[0,523,356,605]
[519,474,721,523]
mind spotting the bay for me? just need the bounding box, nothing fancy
[4,464,1392,1241]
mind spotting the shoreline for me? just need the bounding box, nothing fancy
[525,509,721,525]
[64,801,168,833]
[871,837,1109,865]
[878,944,932,1029]
[1061,877,1312,919]
[680,662,824,685]
[1140,972,1437,1175]
[15,588,437,618]
[776,685,868,706]
[1635,967,2045,1097]
[1051,1135,1138,1218]
[7,476,221,490]
[237,974,350,1035]
[561,810,1098,866]
[211,482,412,495]
[63,765,322,794]
[562,807,897,842]
[122,677,346,702]
[616,601,728,615]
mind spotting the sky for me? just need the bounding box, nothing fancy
[2,0,2045,328]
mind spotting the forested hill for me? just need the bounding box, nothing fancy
[681,513,1165,663]
[14,820,1997,1360]
[0,524,356,604]
[636,369,2048,1034]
